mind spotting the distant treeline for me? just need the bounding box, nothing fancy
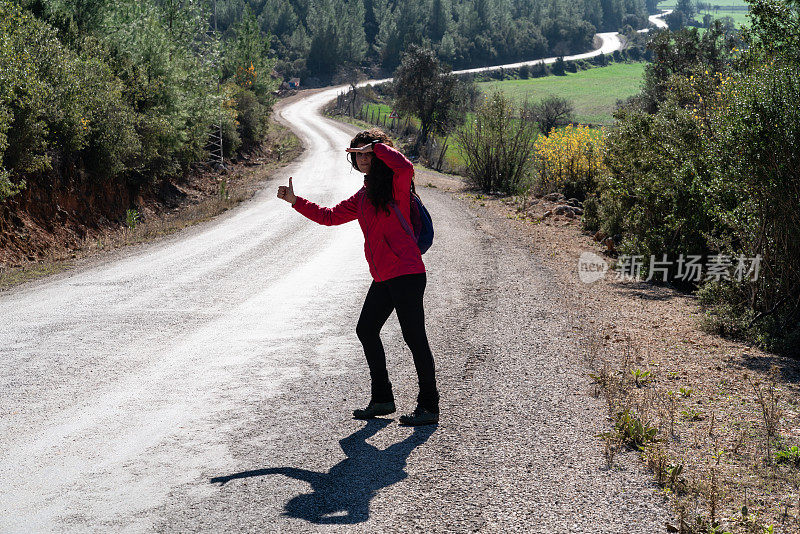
[215,0,654,79]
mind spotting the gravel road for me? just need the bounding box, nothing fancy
[1,38,671,533]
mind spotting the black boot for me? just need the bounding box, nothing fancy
[352,400,396,419]
[398,405,439,426]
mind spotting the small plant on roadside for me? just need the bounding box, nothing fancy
[125,208,140,230]
[604,409,659,450]
[665,390,679,438]
[275,140,289,161]
[680,386,693,397]
[598,430,618,468]
[219,179,229,200]
[707,449,727,526]
[588,362,622,415]
[746,371,783,465]
[631,368,652,387]
[681,408,704,421]
[644,442,669,483]
[666,463,687,494]
[775,445,800,467]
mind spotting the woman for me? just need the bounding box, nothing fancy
[276,128,439,426]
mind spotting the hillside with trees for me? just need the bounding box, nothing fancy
[222,0,652,79]
[0,0,279,262]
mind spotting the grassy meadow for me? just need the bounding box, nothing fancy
[477,62,647,125]
[659,0,751,27]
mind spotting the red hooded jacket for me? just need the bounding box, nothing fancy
[292,142,425,282]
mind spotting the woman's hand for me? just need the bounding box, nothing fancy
[277,177,297,205]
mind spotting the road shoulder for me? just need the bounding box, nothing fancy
[416,166,800,532]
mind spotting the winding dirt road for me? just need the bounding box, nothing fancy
[2,22,671,533]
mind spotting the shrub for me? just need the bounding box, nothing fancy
[101,0,220,182]
[0,1,142,192]
[600,94,712,275]
[531,124,605,199]
[531,61,548,77]
[220,118,241,160]
[456,91,538,194]
[581,195,600,232]
[0,0,279,210]
[700,61,800,350]
[235,88,268,152]
[0,1,63,188]
[525,95,575,136]
[592,12,800,350]
[552,56,566,75]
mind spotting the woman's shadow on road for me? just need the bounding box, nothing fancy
[210,419,436,524]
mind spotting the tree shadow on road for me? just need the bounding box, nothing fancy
[209,419,436,524]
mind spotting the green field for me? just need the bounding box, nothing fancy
[658,0,750,27]
[659,0,748,8]
[693,8,749,28]
[477,62,646,125]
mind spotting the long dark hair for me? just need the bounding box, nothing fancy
[349,128,394,215]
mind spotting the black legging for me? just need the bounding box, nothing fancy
[355,273,439,412]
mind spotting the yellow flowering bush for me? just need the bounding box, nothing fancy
[532,124,606,198]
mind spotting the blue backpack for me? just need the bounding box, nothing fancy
[391,191,434,254]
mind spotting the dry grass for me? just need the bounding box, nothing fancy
[0,119,301,291]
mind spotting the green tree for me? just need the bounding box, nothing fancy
[552,55,566,75]
[393,45,469,153]
[340,0,369,66]
[429,0,453,41]
[101,0,219,182]
[19,0,110,42]
[743,0,800,63]
[225,7,277,101]
[306,0,340,75]
[525,95,575,135]
[666,0,697,29]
